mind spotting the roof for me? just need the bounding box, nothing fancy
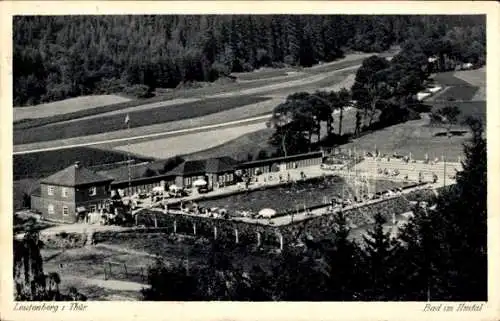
[40,162,113,187]
[99,164,158,183]
[238,151,323,168]
[98,162,176,185]
[168,157,239,176]
[206,156,240,173]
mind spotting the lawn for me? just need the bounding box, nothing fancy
[41,247,153,300]
[183,107,358,162]
[429,101,486,124]
[232,69,291,81]
[432,72,472,86]
[13,95,131,122]
[427,69,485,103]
[14,96,271,145]
[184,128,276,162]
[101,236,277,273]
[114,122,268,159]
[453,67,486,87]
[13,55,366,130]
[339,116,471,161]
[431,85,479,102]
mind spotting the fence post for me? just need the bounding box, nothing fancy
[173,220,177,234]
[213,226,217,239]
[123,263,128,278]
[256,232,261,247]
[193,223,197,235]
[154,215,158,228]
[234,228,239,244]
[278,233,284,251]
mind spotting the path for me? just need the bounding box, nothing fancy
[95,243,158,258]
[67,275,150,292]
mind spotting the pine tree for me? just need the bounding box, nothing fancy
[325,210,363,300]
[361,213,398,300]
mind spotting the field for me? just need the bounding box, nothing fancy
[13,95,131,122]
[14,53,377,132]
[14,52,381,154]
[426,69,486,124]
[184,128,276,162]
[430,69,485,102]
[14,96,270,145]
[429,101,486,124]
[13,147,151,180]
[183,106,358,162]
[454,67,486,86]
[430,86,479,102]
[41,246,153,300]
[41,235,281,300]
[340,116,471,161]
[114,122,268,159]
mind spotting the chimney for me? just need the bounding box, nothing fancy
[74,161,81,169]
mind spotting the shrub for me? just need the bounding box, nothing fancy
[284,55,297,66]
[124,84,151,98]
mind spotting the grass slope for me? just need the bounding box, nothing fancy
[14,96,270,145]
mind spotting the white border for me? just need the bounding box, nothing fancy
[1,2,499,321]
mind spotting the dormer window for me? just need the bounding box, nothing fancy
[47,186,54,196]
[89,186,97,196]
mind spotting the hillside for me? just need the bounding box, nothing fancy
[14,15,485,106]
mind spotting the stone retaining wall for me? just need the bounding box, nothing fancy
[46,188,435,250]
[41,232,87,249]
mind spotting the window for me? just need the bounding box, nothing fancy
[48,204,54,215]
[90,205,97,213]
[62,187,68,198]
[47,186,54,196]
[88,186,97,196]
[62,206,69,216]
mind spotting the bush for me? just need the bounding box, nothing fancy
[124,84,152,98]
[96,77,127,94]
[284,55,296,66]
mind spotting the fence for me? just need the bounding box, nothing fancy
[103,260,147,283]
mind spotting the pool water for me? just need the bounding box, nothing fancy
[199,176,412,215]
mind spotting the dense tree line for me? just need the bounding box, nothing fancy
[14,15,484,106]
[144,118,486,301]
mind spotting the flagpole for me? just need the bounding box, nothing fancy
[125,113,132,196]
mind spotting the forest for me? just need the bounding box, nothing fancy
[13,15,485,106]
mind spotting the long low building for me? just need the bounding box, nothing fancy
[31,151,325,222]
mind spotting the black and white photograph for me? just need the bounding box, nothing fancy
[4,3,496,313]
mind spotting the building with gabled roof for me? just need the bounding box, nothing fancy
[168,157,239,188]
[31,161,113,223]
[97,162,176,197]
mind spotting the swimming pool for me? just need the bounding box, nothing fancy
[198,176,411,215]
